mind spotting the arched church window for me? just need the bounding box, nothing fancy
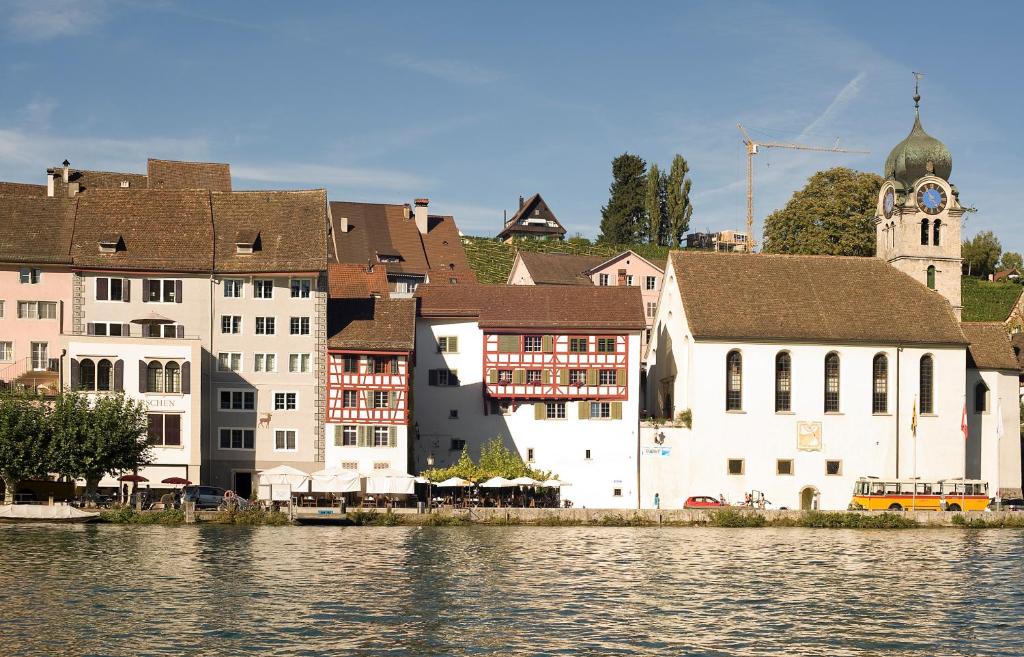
[725,350,742,411]
[872,354,888,414]
[919,355,934,414]
[824,352,840,413]
[932,219,941,246]
[920,219,929,246]
[927,265,936,290]
[974,381,988,413]
[775,351,791,413]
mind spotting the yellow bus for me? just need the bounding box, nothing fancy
[850,477,989,512]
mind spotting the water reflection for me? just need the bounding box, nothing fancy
[1,525,1022,656]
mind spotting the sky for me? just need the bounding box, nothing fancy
[1,1,1021,252]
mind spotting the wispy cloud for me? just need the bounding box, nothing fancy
[387,54,502,85]
[798,71,867,142]
[6,0,107,41]
[233,163,430,192]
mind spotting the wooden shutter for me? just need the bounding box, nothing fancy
[176,325,185,339]
[174,280,183,303]
[558,369,568,385]
[70,358,80,389]
[534,403,546,420]
[448,336,458,353]
[541,335,554,352]
[141,279,149,302]
[96,278,108,301]
[357,425,367,447]
[121,323,131,337]
[181,361,190,394]
[541,370,551,384]
[113,359,124,391]
[512,368,526,385]
[388,426,397,447]
[86,323,96,335]
[616,368,626,386]
[587,369,599,386]
[334,425,343,446]
[498,335,519,352]
[138,360,147,393]
[578,401,591,420]
[122,279,130,302]
[428,369,439,386]
[611,401,623,420]
[390,357,399,374]
[488,369,498,384]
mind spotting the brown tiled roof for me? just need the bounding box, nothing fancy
[421,215,477,284]
[327,298,416,351]
[515,251,604,285]
[148,159,232,191]
[213,190,327,273]
[0,195,77,264]
[497,193,566,240]
[1011,334,1024,370]
[417,284,646,331]
[330,201,429,275]
[328,263,390,299]
[962,322,1019,370]
[67,169,148,191]
[0,181,47,197]
[670,251,967,345]
[71,190,214,272]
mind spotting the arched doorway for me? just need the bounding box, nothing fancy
[800,486,819,511]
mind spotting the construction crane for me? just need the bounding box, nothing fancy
[737,123,868,252]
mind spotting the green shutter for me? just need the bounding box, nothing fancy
[534,403,546,420]
[334,425,343,446]
[587,369,599,386]
[541,370,551,384]
[449,336,458,353]
[389,391,398,408]
[611,401,622,420]
[558,369,569,385]
[578,401,591,420]
[616,368,626,386]
[388,426,397,447]
[488,369,498,384]
[390,357,399,374]
[513,368,526,385]
[357,425,367,447]
[541,335,554,352]
[498,335,519,352]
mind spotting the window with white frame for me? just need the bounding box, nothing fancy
[223,279,243,298]
[645,276,657,290]
[373,426,389,447]
[373,391,389,408]
[523,335,542,352]
[274,392,297,410]
[91,322,125,337]
[289,353,311,373]
[254,353,277,372]
[290,317,310,335]
[598,273,609,286]
[569,369,586,385]
[342,390,358,407]
[19,267,41,284]
[336,426,357,447]
[596,338,616,353]
[17,301,57,319]
[220,390,255,411]
[221,315,241,334]
[341,355,358,373]
[274,430,297,451]
[0,342,12,361]
[590,402,611,418]
[546,402,566,419]
[569,338,588,353]
[526,370,542,384]
[625,275,634,286]
[290,278,312,298]
[599,370,617,385]
[254,279,274,299]
[219,428,254,450]
[147,413,182,446]
[497,369,513,384]
[147,279,178,303]
[217,352,242,372]
[646,302,657,318]
[255,316,276,335]
[96,278,125,301]
[437,336,458,353]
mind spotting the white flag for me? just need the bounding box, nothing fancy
[995,396,1004,440]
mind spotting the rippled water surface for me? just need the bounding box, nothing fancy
[2,525,1023,656]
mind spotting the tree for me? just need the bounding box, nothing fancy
[599,153,647,244]
[665,154,693,247]
[645,164,664,244]
[999,251,1022,273]
[962,231,1002,278]
[762,167,883,256]
[49,391,152,498]
[0,393,48,503]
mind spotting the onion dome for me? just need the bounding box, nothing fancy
[884,93,952,186]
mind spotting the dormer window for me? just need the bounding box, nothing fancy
[120,180,130,188]
[235,230,261,254]
[98,235,122,253]
[377,253,402,264]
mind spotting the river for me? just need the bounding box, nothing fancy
[1,525,1022,656]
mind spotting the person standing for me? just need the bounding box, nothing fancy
[653,493,661,509]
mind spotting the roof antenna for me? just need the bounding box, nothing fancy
[912,71,924,111]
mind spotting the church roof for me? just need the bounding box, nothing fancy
[669,251,967,346]
[961,322,1020,371]
[884,109,952,187]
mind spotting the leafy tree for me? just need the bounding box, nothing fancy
[665,154,693,247]
[599,153,647,244]
[645,164,666,244]
[420,438,551,482]
[962,231,1002,278]
[566,233,592,248]
[0,393,48,503]
[762,167,883,256]
[999,251,1022,273]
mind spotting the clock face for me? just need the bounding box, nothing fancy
[883,188,895,218]
[917,182,947,215]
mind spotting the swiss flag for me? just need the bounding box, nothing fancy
[961,403,969,441]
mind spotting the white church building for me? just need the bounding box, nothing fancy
[643,99,1022,510]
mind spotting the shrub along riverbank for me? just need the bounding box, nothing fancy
[98,507,290,526]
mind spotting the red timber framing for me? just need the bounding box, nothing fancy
[482,333,628,400]
[326,350,409,425]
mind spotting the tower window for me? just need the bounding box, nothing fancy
[932,219,941,246]
[920,355,934,415]
[974,381,988,413]
[927,265,936,290]
[824,352,840,413]
[920,219,929,246]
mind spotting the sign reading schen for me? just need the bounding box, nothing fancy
[642,447,671,457]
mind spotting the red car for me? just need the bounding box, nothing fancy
[684,495,725,509]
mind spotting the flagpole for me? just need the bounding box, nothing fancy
[912,395,917,511]
[963,394,967,512]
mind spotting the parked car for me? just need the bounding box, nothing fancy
[989,498,1024,511]
[182,485,227,509]
[684,495,725,509]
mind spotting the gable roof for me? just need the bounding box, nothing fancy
[327,297,416,351]
[330,201,429,275]
[417,283,646,331]
[584,250,666,275]
[0,181,47,197]
[420,215,477,283]
[513,251,605,285]
[328,263,390,299]
[961,322,1020,370]
[148,159,232,191]
[497,193,567,240]
[0,195,78,264]
[212,190,327,273]
[65,169,149,192]
[669,251,967,346]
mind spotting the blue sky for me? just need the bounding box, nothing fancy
[1,1,1020,252]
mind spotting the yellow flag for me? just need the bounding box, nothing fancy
[911,397,918,438]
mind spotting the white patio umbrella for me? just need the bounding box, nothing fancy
[437,477,473,487]
[540,479,565,488]
[310,467,361,493]
[365,469,416,495]
[258,465,310,489]
[510,476,540,486]
[480,476,515,488]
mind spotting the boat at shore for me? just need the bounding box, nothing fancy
[0,504,99,524]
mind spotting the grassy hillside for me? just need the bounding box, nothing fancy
[961,276,1022,322]
[463,236,672,284]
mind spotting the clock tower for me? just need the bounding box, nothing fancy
[876,84,964,318]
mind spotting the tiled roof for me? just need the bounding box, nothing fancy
[0,182,47,197]
[0,195,77,264]
[328,263,390,299]
[71,190,214,272]
[148,159,232,191]
[1011,334,1024,370]
[515,251,605,285]
[421,215,477,284]
[962,322,1020,370]
[330,201,429,275]
[327,298,416,351]
[669,251,967,345]
[67,169,148,191]
[212,190,327,273]
[417,284,646,331]
[497,193,566,240]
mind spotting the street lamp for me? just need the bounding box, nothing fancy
[426,453,435,511]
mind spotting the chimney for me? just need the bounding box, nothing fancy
[62,159,70,184]
[414,198,429,234]
[518,195,524,209]
[403,205,411,220]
